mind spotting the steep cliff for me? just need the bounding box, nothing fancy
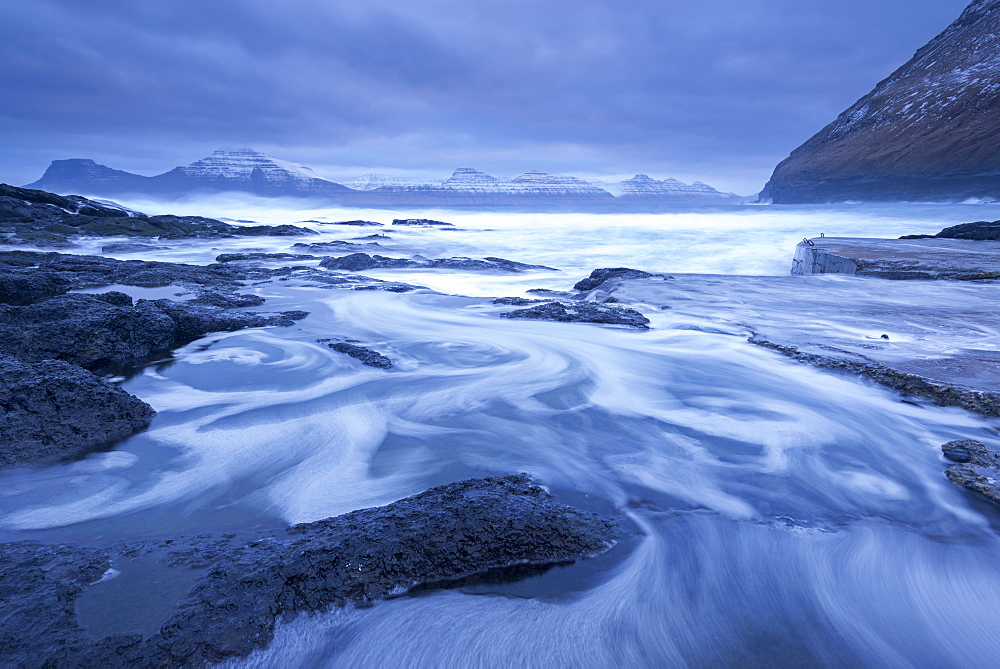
[761,0,1000,203]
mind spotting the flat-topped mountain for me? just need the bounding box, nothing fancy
[26,149,744,206]
[761,0,1000,203]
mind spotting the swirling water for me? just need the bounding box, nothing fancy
[3,200,1000,666]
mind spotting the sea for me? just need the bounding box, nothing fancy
[3,199,1000,666]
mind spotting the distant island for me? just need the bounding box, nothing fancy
[25,148,748,207]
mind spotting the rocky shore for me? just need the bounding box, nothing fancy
[0,474,619,666]
[0,248,309,469]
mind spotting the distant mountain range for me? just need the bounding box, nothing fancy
[761,0,1000,203]
[25,148,747,206]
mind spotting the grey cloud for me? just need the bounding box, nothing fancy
[0,0,973,193]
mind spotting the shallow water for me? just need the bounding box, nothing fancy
[4,201,1000,665]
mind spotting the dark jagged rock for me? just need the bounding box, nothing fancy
[749,335,1000,417]
[0,183,317,245]
[101,241,171,254]
[499,302,651,328]
[0,475,618,667]
[0,267,72,305]
[214,252,317,263]
[941,439,1000,504]
[231,224,318,237]
[761,1,1000,203]
[0,250,251,294]
[292,240,382,252]
[574,267,655,291]
[432,256,555,272]
[0,293,305,374]
[0,355,155,468]
[932,220,1000,241]
[320,252,555,273]
[324,341,394,369]
[315,219,382,226]
[320,253,416,271]
[491,296,549,305]
[186,292,267,308]
[391,218,455,227]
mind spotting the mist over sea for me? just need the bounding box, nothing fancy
[4,199,1000,665]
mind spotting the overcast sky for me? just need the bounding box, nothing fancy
[0,0,972,194]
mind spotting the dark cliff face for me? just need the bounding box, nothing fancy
[761,0,1000,204]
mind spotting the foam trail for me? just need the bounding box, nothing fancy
[1,202,999,664]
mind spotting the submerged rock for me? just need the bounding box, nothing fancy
[316,219,382,226]
[0,356,155,468]
[499,301,650,328]
[391,218,455,226]
[324,341,394,369]
[941,439,1000,505]
[214,252,318,263]
[320,252,554,273]
[0,474,618,666]
[574,267,655,291]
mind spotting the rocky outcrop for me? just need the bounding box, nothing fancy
[0,293,306,374]
[901,220,1000,241]
[499,301,650,328]
[750,336,1000,417]
[791,237,1000,280]
[0,475,618,667]
[391,218,455,227]
[941,439,1000,504]
[574,267,657,291]
[0,356,155,468]
[0,183,317,246]
[323,341,394,369]
[761,0,1000,203]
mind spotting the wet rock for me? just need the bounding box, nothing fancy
[500,301,651,328]
[574,267,655,291]
[0,267,72,305]
[431,257,555,272]
[101,242,171,254]
[934,221,1000,241]
[292,240,381,252]
[186,291,266,308]
[0,293,306,374]
[749,335,1000,417]
[941,440,1000,504]
[320,253,555,273]
[391,218,455,227]
[324,341,394,369]
[316,219,382,226]
[320,253,415,271]
[0,184,318,245]
[230,224,317,237]
[1,474,618,667]
[492,296,549,305]
[0,355,155,468]
[214,252,317,263]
